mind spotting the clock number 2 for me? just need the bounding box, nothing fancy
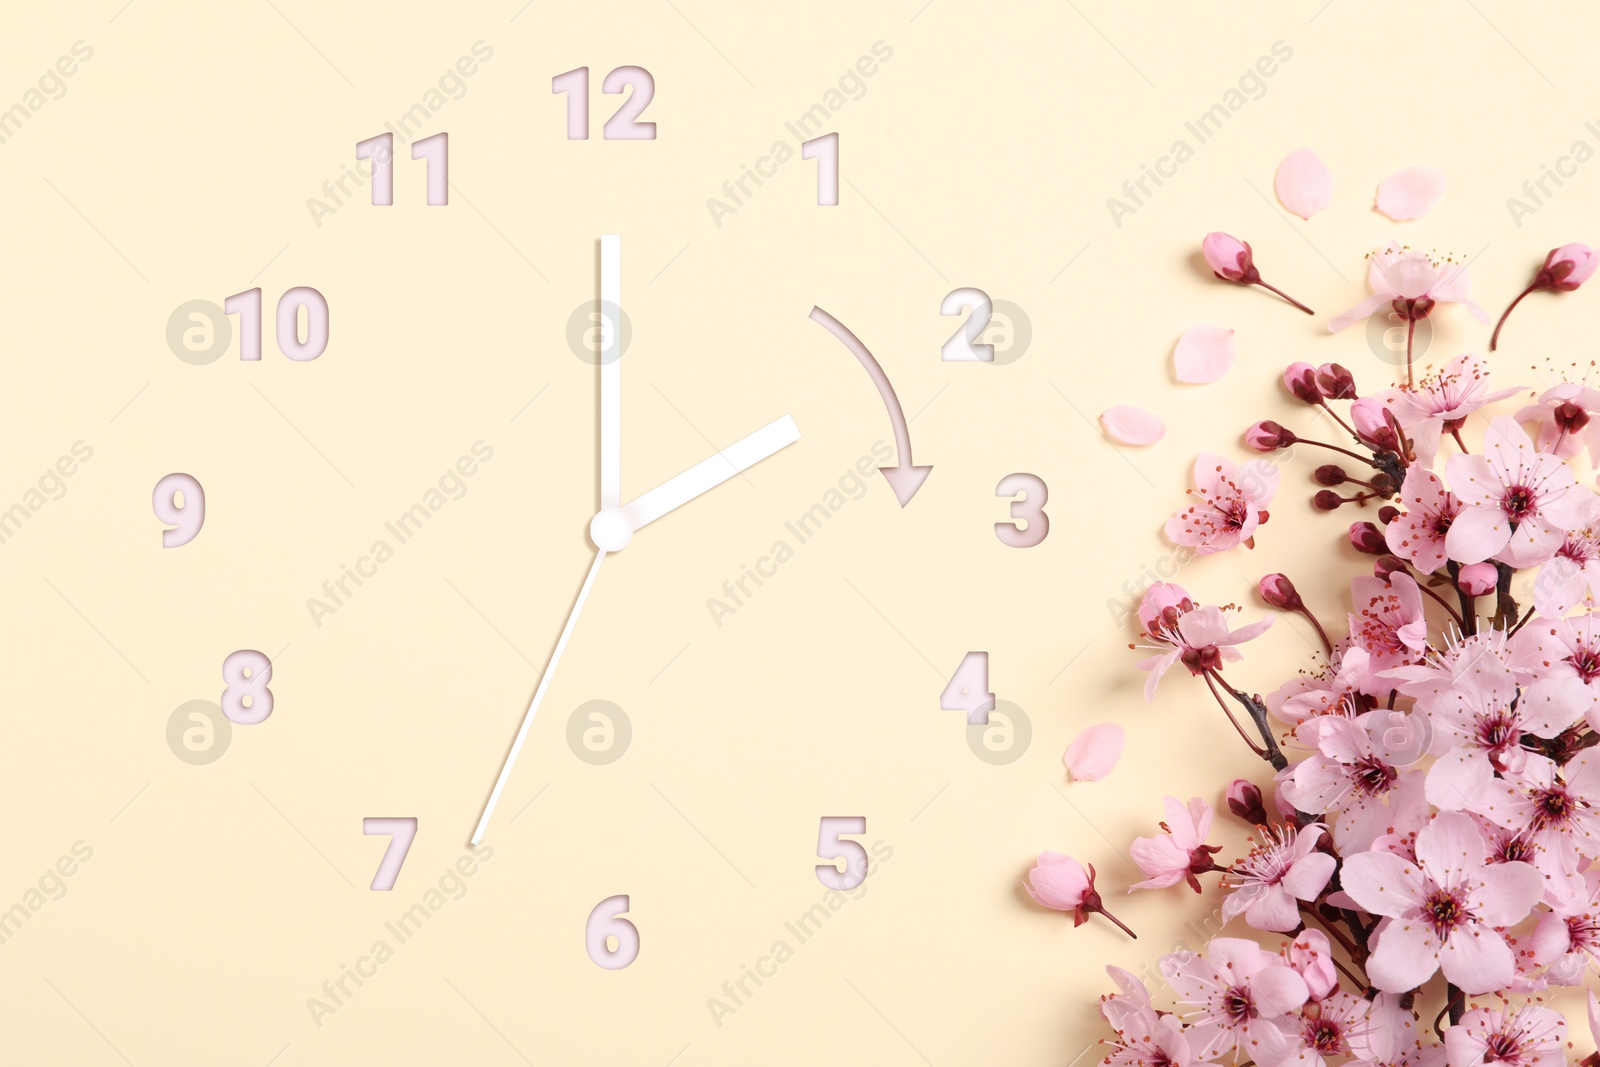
[941,651,994,725]
[586,895,640,969]
[995,473,1049,548]
[940,288,994,362]
[553,66,657,140]
[816,817,868,891]
[363,817,417,891]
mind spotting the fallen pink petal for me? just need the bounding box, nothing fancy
[1100,405,1166,446]
[1063,723,1125,782]
[1174,325,1237,384]
[1274,148,1333,220]
[1374,164,1447,220]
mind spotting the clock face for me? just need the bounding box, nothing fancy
[0,3,1472,1064]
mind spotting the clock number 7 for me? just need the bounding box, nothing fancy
[363,817,417,891]
[941,651,994,725]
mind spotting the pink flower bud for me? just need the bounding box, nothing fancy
[1541,243,1599,291]
[1458,561,1498,596]
[1374,555,1407,581]
[1202,232,1257,283]
[1225,778,1269,826]
[1313,465,1346,486]
[1283,362,1322,403]
[1287,930,1339,1002]
[1349,522,1386,554]
[1245,420,1295,451]
[1315,363,1357,400]
[1257,573,1303,612]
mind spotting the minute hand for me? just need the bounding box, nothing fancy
[621,415,800,532]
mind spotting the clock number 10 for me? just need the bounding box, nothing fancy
[224,287,330,362]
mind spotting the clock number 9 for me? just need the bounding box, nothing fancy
[153,473,204,547]
[586,894,640,969]
[995,473,1049,548]
[815,816,868,891]
[224,287,329,362]
[221,649,274,725]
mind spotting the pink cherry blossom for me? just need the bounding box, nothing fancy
[1220,823,1335,931]
[1347,574,1428,688]
[1509,610,1600,730]
[1165,452,1279,555]
[1266,645,1372,724]
[1023,853,1136,937]
[1328,245,1487,388]
[1478,749,1600,880]
[1063,722,1125,782]
[1161,937,1308,1062]
[1202,232,1314,314]
[1515,383,1600,462]
[1283,929,1339,1002]
[1388,353,1520,465]
[1529,526,1600,617]
[1341,812,1544,994]
[1129,796,1220,892]
[1269,990,1370,1067]
[1528,870,1600,985]
[1385,469,1462,574]
[1281,714,1429,853]
[1443,416,1597,567]
[1442,1005,1566,1067]
[1135,589,1275,702]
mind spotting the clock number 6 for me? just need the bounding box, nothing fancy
[995,473,1049,548]
[363,817,417,891]
[815,816,868,891]
[221,649,273,725]
[586,895,640,969]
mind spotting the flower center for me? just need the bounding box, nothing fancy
[1570,646,1600,682]
[1532,785,1577,831]
[1502,485,1536,521]
[1351,755,1397,797]
[1222,986,1256,1022]
[1424,887,1471,938]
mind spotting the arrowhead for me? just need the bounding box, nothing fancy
[879,464,932,507]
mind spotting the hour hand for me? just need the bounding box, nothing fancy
[618,415,800,535]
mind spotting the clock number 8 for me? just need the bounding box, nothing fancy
[222,649,274,725]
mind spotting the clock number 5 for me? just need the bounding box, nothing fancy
[815,816,868,891]
[363,817,417,891]
[995,473,1048,548]
[586,895,640,969]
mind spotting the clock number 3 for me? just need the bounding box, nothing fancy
[995,473,1048,548]
[221,649,273,725]
[363,817,417,891]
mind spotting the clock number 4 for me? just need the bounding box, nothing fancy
[815,817,868,891]
[941,651,994,725]
[996,473,1049,548]
[224,287,329,362]
[363,817,418,891]
[586,895,640,969]
[356,131,448,206]
[553,66,656,140]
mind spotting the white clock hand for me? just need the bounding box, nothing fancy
[471,548,607,845]
[620,414,801,533]
[599,234,621,512]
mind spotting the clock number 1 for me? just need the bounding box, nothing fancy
[801,133,839,206]
[941,651,994,725]
[363,817,417,891]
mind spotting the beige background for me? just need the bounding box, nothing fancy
[0,1,1594,1062]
